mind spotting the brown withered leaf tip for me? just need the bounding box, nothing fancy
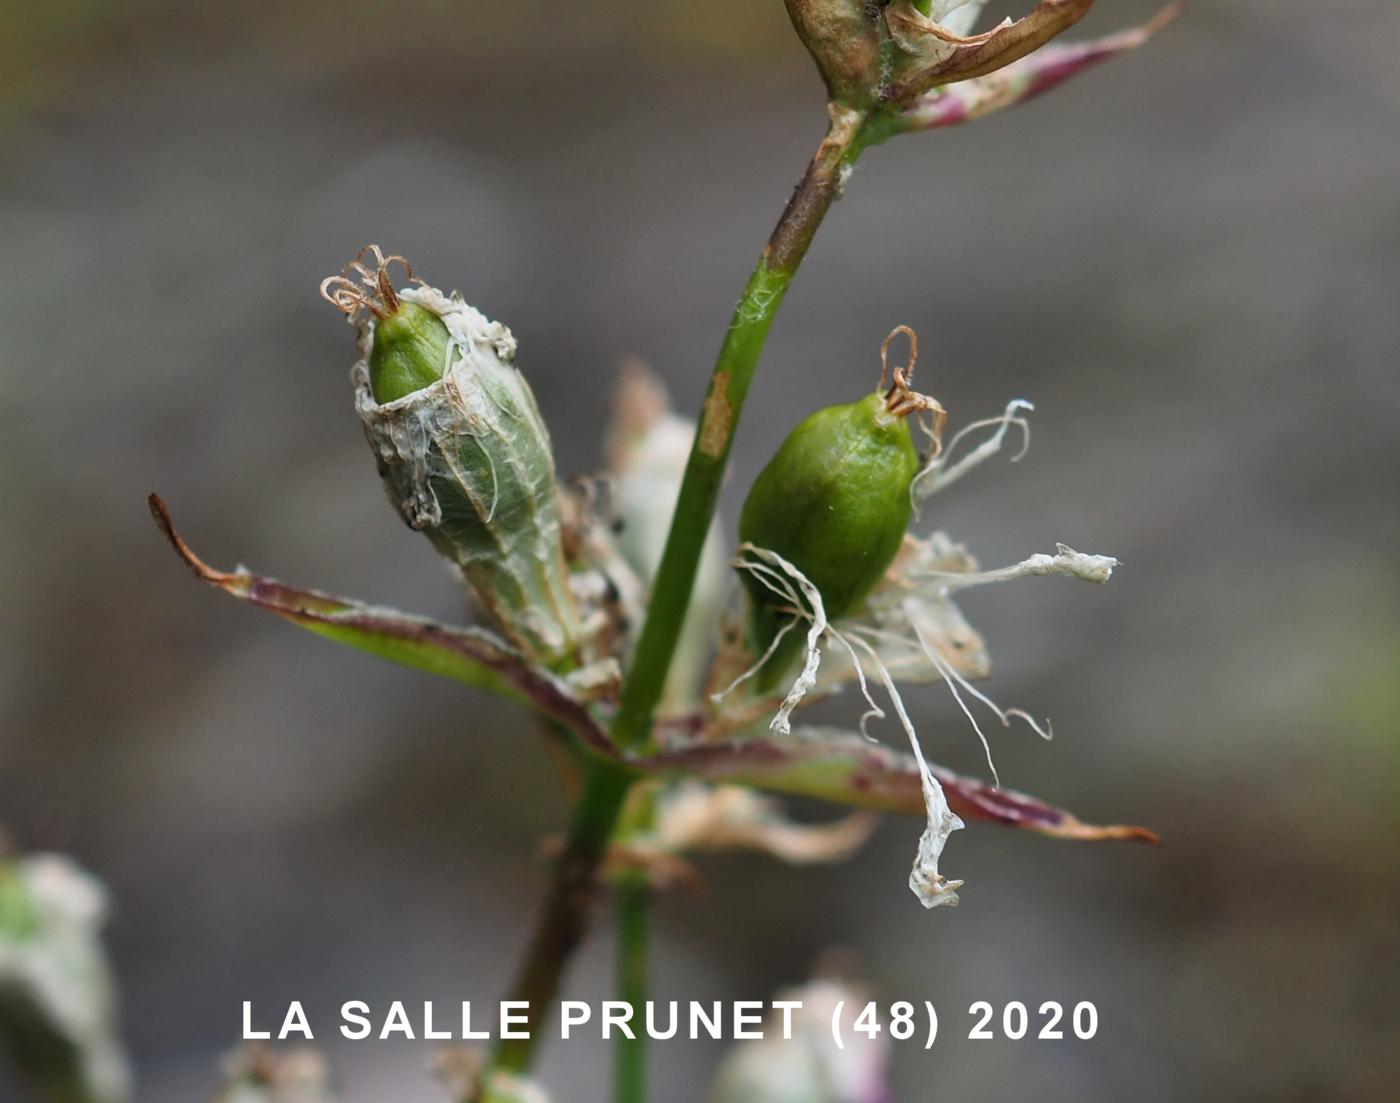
[149,493,231,585]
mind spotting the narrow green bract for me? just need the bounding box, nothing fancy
[739,390,919,685]
[353,285,583,664]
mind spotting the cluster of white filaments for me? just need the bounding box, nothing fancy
[720,397,1119,908]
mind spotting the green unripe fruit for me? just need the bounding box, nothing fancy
[738,328,942,689]
[368,299,453,403]
[322,247,454,403]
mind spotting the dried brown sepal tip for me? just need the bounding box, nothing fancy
[319,244,413,320]
[878,325,947,453]
[891,4,1177,133]
[884,0,1096,102]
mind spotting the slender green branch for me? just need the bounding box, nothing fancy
[483,102,870,1094]
[613,872,651,1103]
[610,102,868,753]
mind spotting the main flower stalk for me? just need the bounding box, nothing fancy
[487,106,869,1085]
[611,103,867,753]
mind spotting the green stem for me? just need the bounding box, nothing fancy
[609,102,868,753]
[483,101,869,1095]
[491,760,632,1075]
[613,873,651,1103]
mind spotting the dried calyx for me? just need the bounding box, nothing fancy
[324,247,585,665]
[784,1,1096,111]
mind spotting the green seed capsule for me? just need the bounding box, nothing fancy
[738,327,943,688]
[368,299,454,404]
[323,248,584,664]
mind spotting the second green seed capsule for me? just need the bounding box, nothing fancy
[738,327,944,688]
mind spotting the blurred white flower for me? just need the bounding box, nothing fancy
[215,1045,336,1103]
[433,1046,552,1103]
[0,852,132,1103]
[708,978,891,1103]
[608,360,729,715]
[654,781,877,865]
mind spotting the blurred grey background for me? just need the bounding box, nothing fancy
[2,0,1398,1100]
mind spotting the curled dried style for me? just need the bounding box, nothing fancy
[319,244,414,319]
[879,324,947,452]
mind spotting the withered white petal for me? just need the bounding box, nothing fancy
[653,782,876,866]
[929,0,990,37]
[909,766,966,909]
